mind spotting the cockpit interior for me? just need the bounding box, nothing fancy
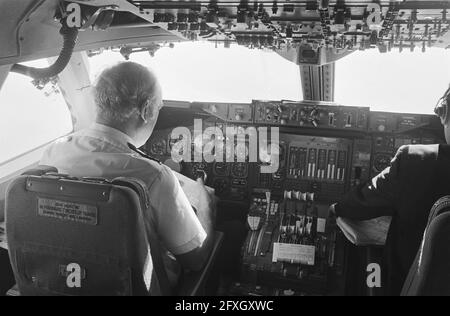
[1,0,450,298]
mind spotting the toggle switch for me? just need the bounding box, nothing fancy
[300,193,307,201]
[284,190,292,200]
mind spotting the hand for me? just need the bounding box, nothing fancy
[196,176,217,226]
[196,170,208,184]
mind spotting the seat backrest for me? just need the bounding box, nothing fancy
[5,168,169,296]
[401,196,450,296]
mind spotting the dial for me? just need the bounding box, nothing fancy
[215,141,234,162]
[193,133,214,157]
[231,162,249,178]
[213,162,230,177]
[169,134,187,156]
[235,143,249,161]
[150,138,167,156]
[192,162,210,180]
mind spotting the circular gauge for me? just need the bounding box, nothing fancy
[192,162,209,179]
[235,143,249,161]
[231,162,249,179]
[213,162,230,177]
[213,178,230,196]
[150,138,167,156]
[215,142,234,162]
[169,134,187,157]
[169,134,185,149]
[373,153,392,173]
[193,134,204,156]
[193,133,216,157]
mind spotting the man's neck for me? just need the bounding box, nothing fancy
[95,118,136,142]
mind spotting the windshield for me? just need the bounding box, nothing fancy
[336,48,450,115]
[88,41,303,103]
[88,42,450,115]
[0,59,73,165]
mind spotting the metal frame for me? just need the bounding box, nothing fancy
[0,65,11,91]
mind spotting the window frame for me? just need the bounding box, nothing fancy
[0,64,74,176]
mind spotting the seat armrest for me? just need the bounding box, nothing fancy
[176,231,224,296]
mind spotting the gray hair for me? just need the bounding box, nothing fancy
[94,62,160,124]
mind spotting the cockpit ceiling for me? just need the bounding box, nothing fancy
[0,0,181,66]
[1,0,450,66]
[69,0,450,66]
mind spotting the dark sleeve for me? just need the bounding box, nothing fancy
[334,146,409,220]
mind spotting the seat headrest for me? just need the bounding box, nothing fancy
[427,196,450,226]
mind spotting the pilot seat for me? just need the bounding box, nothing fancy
[4,166,223,296]
[401,196,450,296]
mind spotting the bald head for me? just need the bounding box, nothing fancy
[94,62,163,147]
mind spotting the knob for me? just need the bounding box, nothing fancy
[310,109,319,117]
[377,125,386,132]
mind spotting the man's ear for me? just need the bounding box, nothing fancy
[140,101,154,123]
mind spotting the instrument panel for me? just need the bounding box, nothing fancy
[254,101,369,131]
[145,100,443,295]
[146,100,443,204]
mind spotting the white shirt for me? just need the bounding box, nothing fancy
[40,123,207,256]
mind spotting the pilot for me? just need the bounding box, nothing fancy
[331,86,450,296]
[40,62,217,293]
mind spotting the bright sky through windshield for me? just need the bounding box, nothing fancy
[2,42,450,165]
[0,60,73,165]
[89,41,303,103]
[336,48,450,115]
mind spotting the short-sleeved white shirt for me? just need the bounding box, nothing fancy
[40,123,207,256]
